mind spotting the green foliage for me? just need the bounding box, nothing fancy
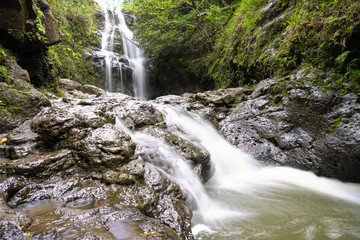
[123,0,238,78]
[0,47,12,85]
[127,0,360,95]
[47,0,104,87]
[208,0,360,91]
[330,115,343,133]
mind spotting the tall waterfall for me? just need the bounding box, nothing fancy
[96,0,147,100]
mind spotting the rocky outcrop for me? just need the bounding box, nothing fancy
[219,71,360,183]
[36,0,60,45]
[0,61,50,133]
[0,0,59,87]
[1,80,212,239]
[153,71,360,183]
[0,0,38,44]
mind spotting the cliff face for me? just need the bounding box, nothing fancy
[0,0,59,133]
[0,0,59,87]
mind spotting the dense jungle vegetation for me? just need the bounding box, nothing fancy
[47,0,104,87]
[124,0,360,95]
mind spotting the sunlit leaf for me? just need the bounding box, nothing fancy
[140,231,164,237]
[23,232,33,237]
[0,138,7,144]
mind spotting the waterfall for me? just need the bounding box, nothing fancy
[115,117,215,214]
[156,106,360,239]
[96,0,147,100]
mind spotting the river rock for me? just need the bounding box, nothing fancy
[0,175,181,239]
[112,101,164,130]
[0,149,74,178]
[30,107,87,147]
[142,125,213,182]
[74,124,136,170]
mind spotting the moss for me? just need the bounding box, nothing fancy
[187,0,359,94]
[47,0,104,87]
[330,115,343,133]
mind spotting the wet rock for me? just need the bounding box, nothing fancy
[1,121,38,159]
[37,0,60,45]
[144,166,193,240]
[0,177,32,239]
[0,149,75,178]
[74,124,136,170]
[119,159,146,177]
[0,62,50,133]
[80,84,106,96]
[220,75,360,182]
[31,107,87,147]
[0,87,200,239]
[59,78,82,91]
[142,126,212,182]
[151,196,193,240]
[154,88,247,126]
[101,170,136,185]
[144,166,183,199]
[113,101,165,130]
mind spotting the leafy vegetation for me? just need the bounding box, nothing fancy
[47,0,104,87]
[0,47,12,85]
[125,0,360,95]
[124,0,239,84]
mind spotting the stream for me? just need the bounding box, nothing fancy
[159,107,360,240]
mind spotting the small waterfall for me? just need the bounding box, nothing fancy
[115,117,213,213]
[157,106,360,239]
[96,0,147,100]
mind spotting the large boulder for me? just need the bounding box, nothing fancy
[0,61,50,133]
[0,0,37,44]
[220,74,360,183]
[36,0,60,45]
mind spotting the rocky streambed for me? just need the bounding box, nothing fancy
[0,79,212,240]
[0,69,360,239]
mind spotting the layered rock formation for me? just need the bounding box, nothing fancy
[0,80,218,239]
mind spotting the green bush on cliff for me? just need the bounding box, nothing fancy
[123,0,239,83]
[126,0,360,95]
[0,48,11,85]
[47,0,104,87]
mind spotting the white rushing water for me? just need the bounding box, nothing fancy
[157,106,360,240]
[96,0,147,100]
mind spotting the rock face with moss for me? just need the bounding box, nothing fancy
[0,61,50,133]
[47,0,105,88]
[125,0,360,98]
[218,72,360,183]
[0,0,59,87]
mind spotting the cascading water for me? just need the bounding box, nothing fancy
[157,106,360,240]
[96,0,147,100]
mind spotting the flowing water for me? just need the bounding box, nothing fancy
[157,106,360,240]
[96,0,147,100]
